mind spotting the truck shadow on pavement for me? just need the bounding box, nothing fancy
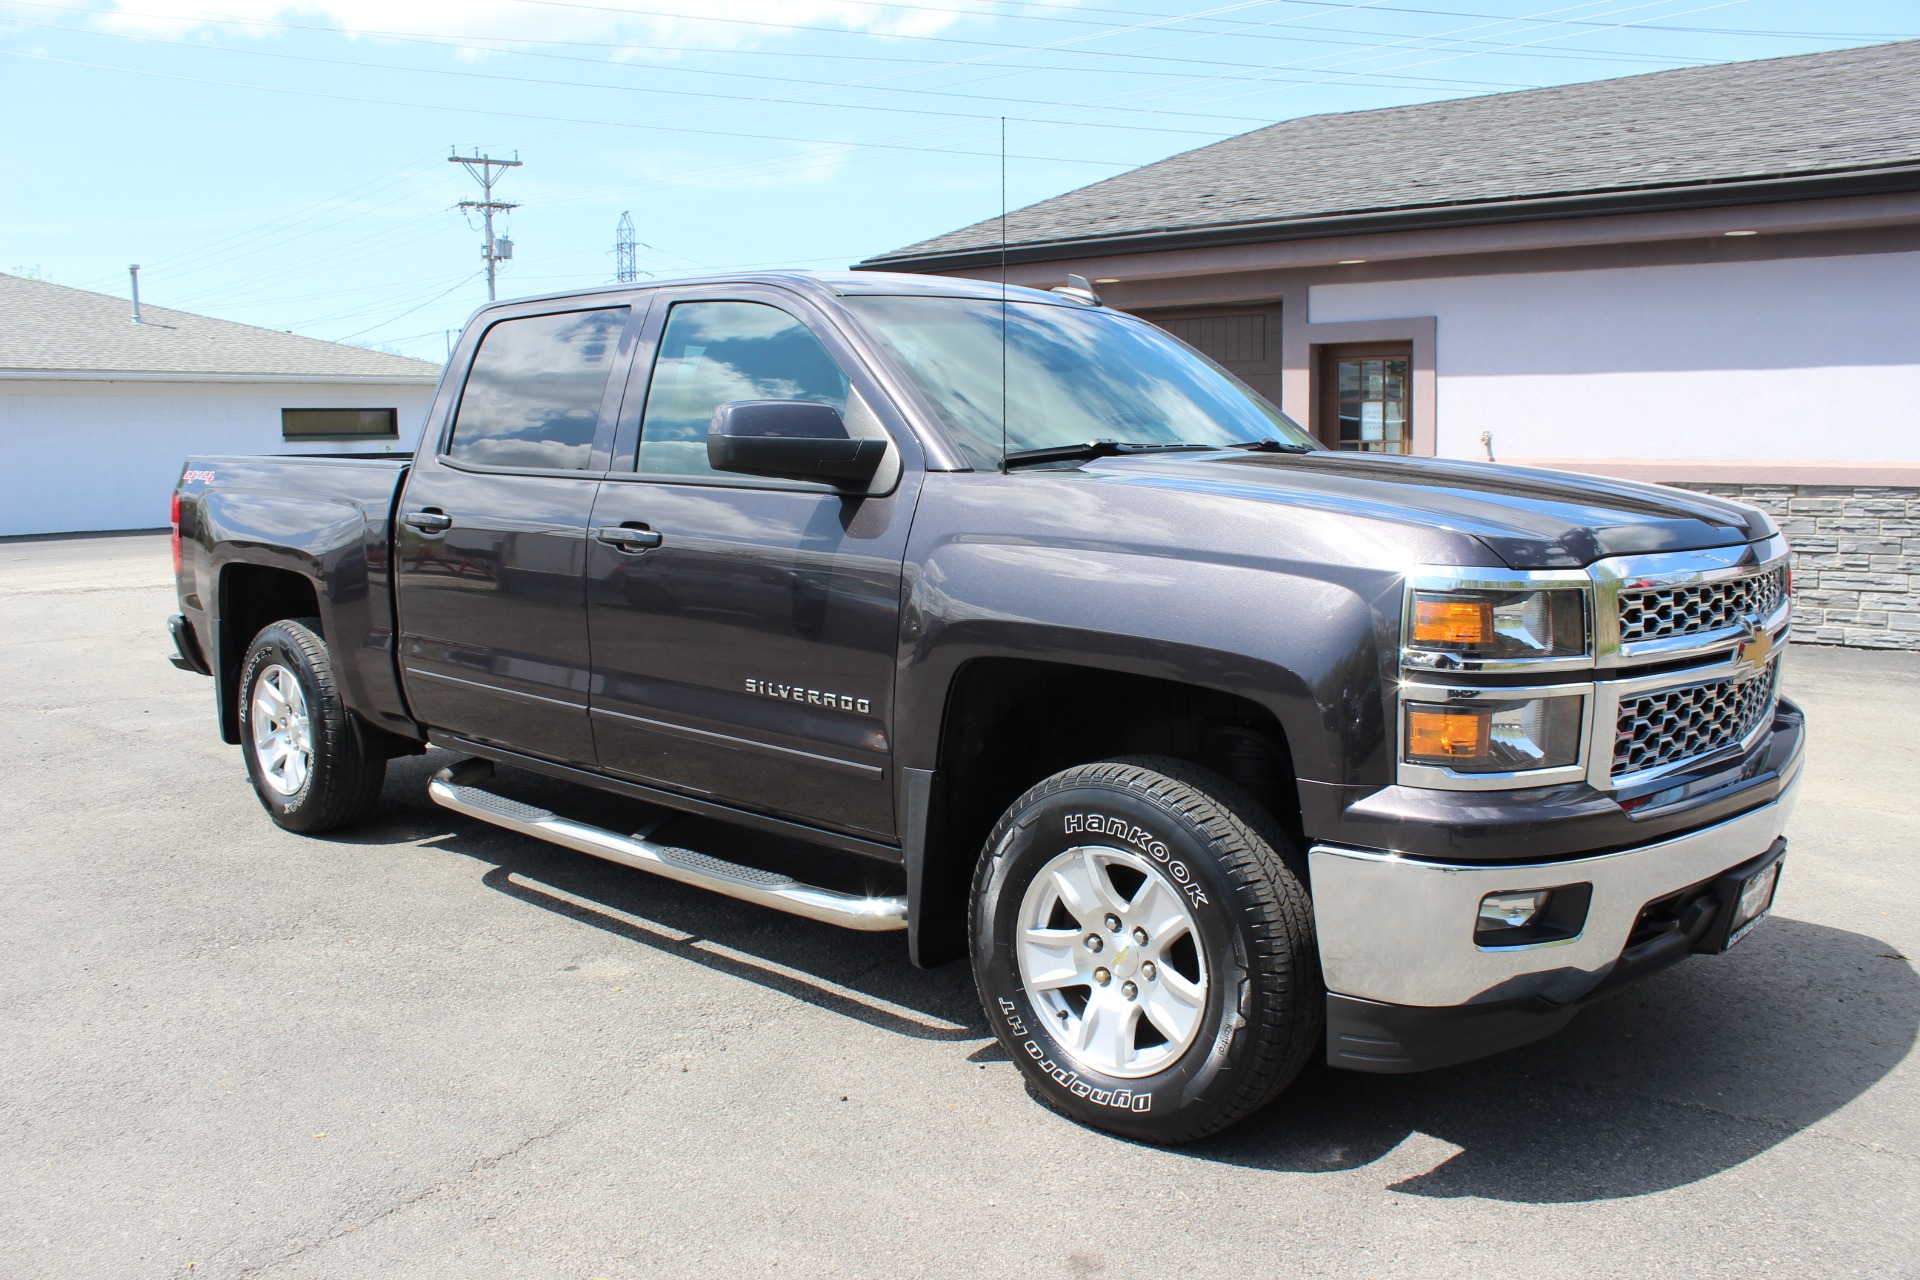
[1187,916,1919,1202]
[356,755,1917,1205]
[364,756,989,1045]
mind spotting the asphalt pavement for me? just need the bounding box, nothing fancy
[3,533,1916,1279]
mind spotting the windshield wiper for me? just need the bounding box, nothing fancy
[1000,439,1222,469]
[1226,438,1315,454]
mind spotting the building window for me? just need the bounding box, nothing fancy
[282,408,399,441]
[1318,346,1411,454]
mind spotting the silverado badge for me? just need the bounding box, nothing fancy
[744,678,870,714]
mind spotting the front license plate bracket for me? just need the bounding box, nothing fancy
[1695,837,1787,955]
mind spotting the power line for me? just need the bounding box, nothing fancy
[0,0,1551,91]
[18,0,1886,340]
[71,151,446,290]
[336,271,486,343]
[8,4,1515,301]
[980,0,1721,149]
[0,13,1288,137]
[24,0,1765,219]
[0,47,1159,169]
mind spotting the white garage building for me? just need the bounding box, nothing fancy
[1,272,440,537]
[863,40,1920,648]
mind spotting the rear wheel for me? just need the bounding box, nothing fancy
[238,618,385,833]
[971,757,1321,1143]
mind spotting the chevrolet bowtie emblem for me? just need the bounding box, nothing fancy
[1735,614,1773,671]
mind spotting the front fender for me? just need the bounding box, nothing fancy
[894,537,1397,788]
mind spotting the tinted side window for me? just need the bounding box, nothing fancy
[448,307,628,469]
[637,301,849,478]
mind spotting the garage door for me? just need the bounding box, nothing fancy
[1133,304,1283,405]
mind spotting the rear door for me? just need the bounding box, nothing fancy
[395,298,643,766]
[584,285,921,840]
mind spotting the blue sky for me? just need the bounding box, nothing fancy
[4,0,1913,364]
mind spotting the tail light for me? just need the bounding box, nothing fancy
[170,490,182,576]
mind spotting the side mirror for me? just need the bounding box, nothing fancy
[706,400,886,485]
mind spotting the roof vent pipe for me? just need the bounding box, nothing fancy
[129,264,142,325]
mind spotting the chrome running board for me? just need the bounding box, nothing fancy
[428,761,907,932]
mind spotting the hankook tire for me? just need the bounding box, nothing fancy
[238,618,386,833]
[971,756,1322,1143]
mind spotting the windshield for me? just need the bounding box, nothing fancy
[843,295,1315,470]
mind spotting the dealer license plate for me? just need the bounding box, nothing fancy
[1724,858,1783,951]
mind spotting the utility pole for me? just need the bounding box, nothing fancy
[448,149,521,301]
[614,211,639,284]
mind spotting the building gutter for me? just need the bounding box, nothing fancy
[856,161,1920,274]
[0,370,441,384]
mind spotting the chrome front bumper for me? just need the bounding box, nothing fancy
[1308,770,1802,1008]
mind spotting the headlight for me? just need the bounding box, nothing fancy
[1409,588,1586,661]
[1403,695,1585,773]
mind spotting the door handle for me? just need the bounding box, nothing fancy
[595,524,663,552]
[404,509,453,534]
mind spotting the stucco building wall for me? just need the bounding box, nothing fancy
[1305,250,1920,465]
[1,377,436,537]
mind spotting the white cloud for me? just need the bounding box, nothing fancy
[45,1,1009,51]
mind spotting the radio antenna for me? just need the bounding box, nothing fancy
[999,116,1009,474]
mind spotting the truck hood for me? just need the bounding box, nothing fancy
[1079,450,1772,569]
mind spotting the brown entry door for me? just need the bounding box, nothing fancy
[1318,345,1412,454]
[1134,305,1283,405]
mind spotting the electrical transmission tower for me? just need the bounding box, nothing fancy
[614,211,639,284]
[449,149,522,301]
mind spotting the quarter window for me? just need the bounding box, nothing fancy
[637,301,849,479]
[448,307,628,469]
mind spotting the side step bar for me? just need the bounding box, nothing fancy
[428,761,908,932]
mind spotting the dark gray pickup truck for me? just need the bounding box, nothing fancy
[170,271,1802,1142]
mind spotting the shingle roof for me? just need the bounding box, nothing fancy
[0,272,441,380]
[863,39,1920,270]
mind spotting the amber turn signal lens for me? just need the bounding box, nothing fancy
[1412,596,1493,646]
[1406,707,1490,760]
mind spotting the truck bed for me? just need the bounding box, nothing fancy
[174,453,414,744]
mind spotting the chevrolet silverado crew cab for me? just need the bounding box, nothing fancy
[169,271,1801,1143]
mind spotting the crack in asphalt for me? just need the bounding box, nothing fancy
[236,1099,611,1278]
[226,939,970,1276]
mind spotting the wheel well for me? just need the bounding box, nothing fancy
[910,659,1302,966]
[216,564,321,741]
[935,659,1301,857]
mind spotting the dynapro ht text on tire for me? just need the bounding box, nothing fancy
[971,757,1322,1143]
[237,618,386,833]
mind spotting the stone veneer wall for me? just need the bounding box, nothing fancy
[1671,484,1920,651]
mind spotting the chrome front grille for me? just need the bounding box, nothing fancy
[1613,660,1779,777]
[1617,565,1788,645]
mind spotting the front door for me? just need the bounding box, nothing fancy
[395,301,639,766]
[1316,343,1412,454]
[585,288,918,840]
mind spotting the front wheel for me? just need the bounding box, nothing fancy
[971,757,1322,1143]
[237,618,386,833]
